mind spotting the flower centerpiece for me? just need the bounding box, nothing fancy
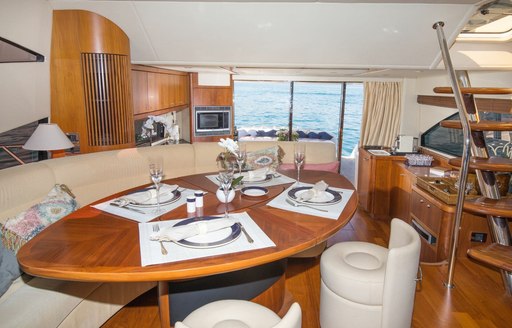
[217,138,244,188]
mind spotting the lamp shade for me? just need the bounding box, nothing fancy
[23,123,74,151]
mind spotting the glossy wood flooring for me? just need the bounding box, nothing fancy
[102,208,512,328]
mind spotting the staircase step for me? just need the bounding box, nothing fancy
[448,157,512,172]
[434,87,512,95]
[467,243,512,272]
[463,196,512,217]
[440,120,512,131]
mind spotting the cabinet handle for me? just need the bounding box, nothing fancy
[427,204,431,208]
[420,199,424,203]
[364,157,369,161]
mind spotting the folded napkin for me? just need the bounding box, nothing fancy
[298,180,329,202]
[120,184,178,204]
[247,168,269,181]
[150,218,237,242]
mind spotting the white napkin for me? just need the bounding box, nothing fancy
[150,218,238,242]
[120,184,177,204]
[247,168,269,181]
[298,180,329,201]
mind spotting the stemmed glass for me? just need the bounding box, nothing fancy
[149,162,163,213]
[218,161,235,218]
[294,143,306,186]
[234,143,247,180]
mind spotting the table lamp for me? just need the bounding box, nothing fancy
[23,123,74,158]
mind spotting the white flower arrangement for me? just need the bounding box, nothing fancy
[217,138,239,154]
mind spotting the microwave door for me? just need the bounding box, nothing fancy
[197,113,220,131]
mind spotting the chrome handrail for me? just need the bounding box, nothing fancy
[433,22,472,289]
[0,145,25,165]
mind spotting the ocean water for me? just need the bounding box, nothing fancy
[234,81,363,157]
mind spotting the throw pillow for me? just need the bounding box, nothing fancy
[245,146,284,171]
[0,242,22,297]
[1,184,78,254]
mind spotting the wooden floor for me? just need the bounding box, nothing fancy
[102,208,512,327]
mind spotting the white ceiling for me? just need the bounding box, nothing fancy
[48,0,511,79]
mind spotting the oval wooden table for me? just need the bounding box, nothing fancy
[17,170,357,327]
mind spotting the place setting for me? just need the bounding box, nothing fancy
[92,161,195,222]
[266,180,354,220]
[138,212,276,266]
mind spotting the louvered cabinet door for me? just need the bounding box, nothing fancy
[51,10,135,154]
[81,53,134,150]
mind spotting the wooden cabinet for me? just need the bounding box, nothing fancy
[390,162,418,222]
[410,186,494,263]
[51,10,135,154]
[357,148,405,218]
[131,65,190,119]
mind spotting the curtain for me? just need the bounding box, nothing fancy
[359,82,402,147]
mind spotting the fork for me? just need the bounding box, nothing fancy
[285,199,328,212]
[152,224,168,255]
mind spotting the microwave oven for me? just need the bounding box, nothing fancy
[194,106,231,135]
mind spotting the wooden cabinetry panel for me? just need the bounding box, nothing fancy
[51,10,134,153]
[131,65,190,118]
[390,163,414,222]
[357,148,405,218]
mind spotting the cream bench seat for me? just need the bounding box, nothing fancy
[0,141,337,328]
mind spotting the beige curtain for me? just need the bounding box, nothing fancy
[360,82,402,147]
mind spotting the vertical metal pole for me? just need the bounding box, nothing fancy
[337,83,347,162]
[433,22,472,289]
[288,82,294,141]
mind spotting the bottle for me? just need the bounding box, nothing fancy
[194,191,204,208]
[186,196,196,213]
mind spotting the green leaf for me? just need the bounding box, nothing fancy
[231,176,244,188]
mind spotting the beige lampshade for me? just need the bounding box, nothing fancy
[23,123,74,151]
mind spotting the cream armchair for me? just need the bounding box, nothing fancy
[319,219,421,328]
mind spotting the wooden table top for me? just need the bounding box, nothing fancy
[17,170,357,283]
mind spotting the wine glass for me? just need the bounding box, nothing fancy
[218,161,235,218]
[294,143,306,186]
[149,162,163,213]
[234,143,247,179]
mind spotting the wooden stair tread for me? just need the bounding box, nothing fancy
[467,243,512,272]
[440,120,512,131]
[434,87,512,95]
[448,157,512,172]
[464,197,512,217]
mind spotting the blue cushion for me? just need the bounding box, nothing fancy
[264,129,277,137]
[0,242,22,297]
[318,131,333,140]
[256,130,266,137]
[307,132,319,139]
[297,130,308,138]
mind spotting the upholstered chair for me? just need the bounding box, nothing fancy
[174,300,302,328]
[320,219,421,328]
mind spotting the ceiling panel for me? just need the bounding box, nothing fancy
[49,1,501,77]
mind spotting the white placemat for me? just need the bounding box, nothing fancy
[138,212,275,266]
[266,182,354,220]
[92,185,195,223]
[206,172,296,188]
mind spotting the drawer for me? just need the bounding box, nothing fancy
[411,190,443,234]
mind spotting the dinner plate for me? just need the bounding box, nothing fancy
[287,186,342,205]
[240,173,273,184]
[172,216,241,249]
[129,190,181,208]
[241,186,269,197]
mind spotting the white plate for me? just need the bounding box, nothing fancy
[239,172,272,184]
[241,186,269,197]
[287,187,342,205]
[129,190,181,208]
[172,217,241,249]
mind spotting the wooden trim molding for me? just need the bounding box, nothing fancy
[417,95,512,114]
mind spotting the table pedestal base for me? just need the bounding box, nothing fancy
[158,259,289,327]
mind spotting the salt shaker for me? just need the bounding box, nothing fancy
[194,190,204,208]
[186,195,196,213]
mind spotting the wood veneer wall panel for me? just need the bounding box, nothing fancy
[417,95,512,114]
[51,10,134,153]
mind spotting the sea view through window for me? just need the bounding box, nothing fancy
[233,81,363,157]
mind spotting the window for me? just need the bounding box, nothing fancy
[233,81,363,158]
[458,0,512,41]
